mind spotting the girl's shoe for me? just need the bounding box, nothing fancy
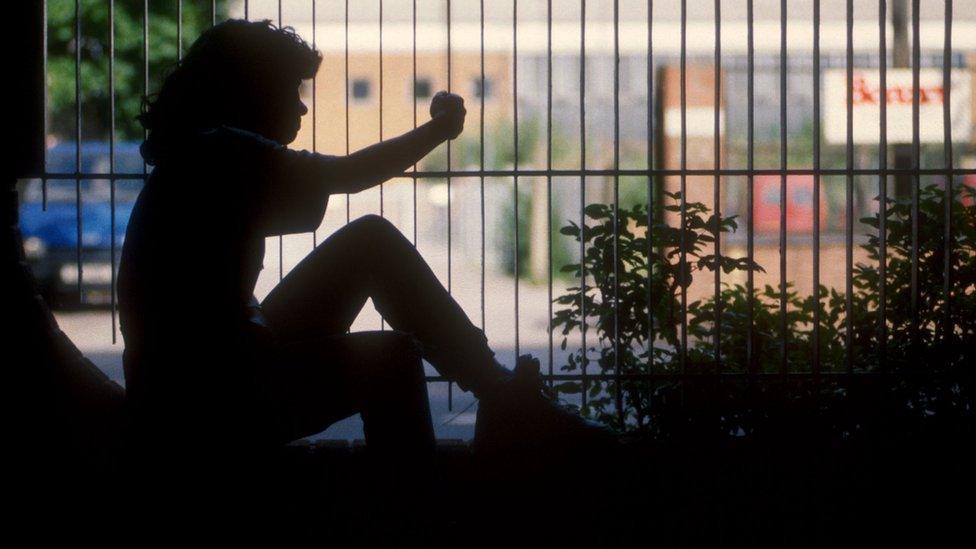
[472,354,620,457]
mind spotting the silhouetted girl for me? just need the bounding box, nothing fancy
[119,20,614,520]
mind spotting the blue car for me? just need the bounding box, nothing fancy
[18,142,144,308]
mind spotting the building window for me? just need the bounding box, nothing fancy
[414,78,432,100]
[351,79,371,101]
[473,78,493,99]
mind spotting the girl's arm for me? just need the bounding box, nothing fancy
[326,91,465,194]
[205,92,464,236]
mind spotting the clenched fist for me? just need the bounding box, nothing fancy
[429,91,466,141]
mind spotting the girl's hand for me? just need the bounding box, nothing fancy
[429,91,466,141]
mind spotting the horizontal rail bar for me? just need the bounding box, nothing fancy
[40,167,976,180]
[421,371,961,383]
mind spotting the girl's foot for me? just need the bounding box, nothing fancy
[472,355,620,456]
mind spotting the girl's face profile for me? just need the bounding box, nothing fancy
[280,80,309,144]
[250,78,307,144]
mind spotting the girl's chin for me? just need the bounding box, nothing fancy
[280,126,301,144]
[271,130,298,145]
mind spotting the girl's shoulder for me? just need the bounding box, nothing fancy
[199,125,282,152]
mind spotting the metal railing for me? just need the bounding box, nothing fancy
[33,1,973,422]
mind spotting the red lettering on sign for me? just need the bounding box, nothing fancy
[850,73,945,106]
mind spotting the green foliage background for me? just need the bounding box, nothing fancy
[46,0,216,142]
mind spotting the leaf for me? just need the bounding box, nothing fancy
[556,381,583,394]
[584,203,610,219]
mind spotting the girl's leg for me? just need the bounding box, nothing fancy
[261,214,511,398]
[260,214,617,462]
[262,331,437,536]
[265,331,435,454]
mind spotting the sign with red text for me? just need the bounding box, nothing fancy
[824,68,971,144]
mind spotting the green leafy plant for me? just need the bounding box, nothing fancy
[551,192,762,430]
[552,183,975,434]
[852,183,976,369]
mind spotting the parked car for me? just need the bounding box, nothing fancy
[18,142,144,308]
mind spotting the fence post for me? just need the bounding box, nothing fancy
[12,1,45,183]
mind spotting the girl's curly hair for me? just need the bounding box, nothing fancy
[138,19,321,165]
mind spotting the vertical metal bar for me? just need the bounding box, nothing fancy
[911,0,920,353]
[446,0,452,196]
[244,0,248,20]
[278,0,283,282]
[879,0,888,370]
[580,0,588,407]
[413,0,418,247]
[42,0,48,209]
[75,0,83,302]
[211,0,216,26]
[312,0,318,248]
[613,0,623,423]
[713,0,722,371]
[547,0,554,387]
[812,0,822,376]
[447,0,453,410]
[647,0,654,371]
[513,0,520,359]
[679,0,688,373]
[379,0,384,220]
[480,0,486,332]
[110,0,117,343]
[177,0,183,61]
[345,0,350,224]
[15,0,46,180]
[378,0,386,331]
[779,0,788,375]
[14,0,43,177]
[942,0,954,354]
[746,0,756,373]
[143,0,148,177]
[341,1,351,335]
[845,0,855,373]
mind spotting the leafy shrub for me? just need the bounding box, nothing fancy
[552,183,975,434]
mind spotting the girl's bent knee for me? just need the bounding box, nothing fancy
[350,214,396,236]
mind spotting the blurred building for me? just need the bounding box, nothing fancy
[235,0,976,292]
